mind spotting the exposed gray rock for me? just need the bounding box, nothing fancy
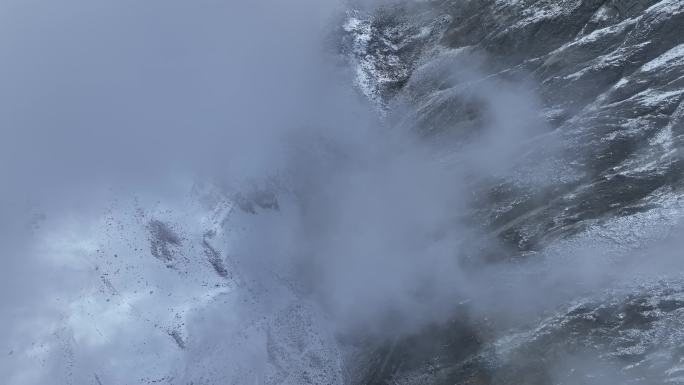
[342,0,684,383]
[342,0,684,254]
[148,219,183,265]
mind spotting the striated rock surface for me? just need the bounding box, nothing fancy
[5,2,683,384]
[342,1,684,383]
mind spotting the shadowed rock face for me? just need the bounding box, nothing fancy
[342,1,684,383]
[148,219,183,264]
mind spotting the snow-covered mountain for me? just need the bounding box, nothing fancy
[2,1,684,385]
[341,1,684,383]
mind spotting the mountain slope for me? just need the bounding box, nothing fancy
[342,1,684,383]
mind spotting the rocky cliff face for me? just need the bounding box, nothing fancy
[342,1,684,383]
[4,2,683,384]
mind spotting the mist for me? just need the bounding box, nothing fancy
[2,0,682,384]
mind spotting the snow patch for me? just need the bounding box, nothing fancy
[641,44,684,72]
[646,0,684,17]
